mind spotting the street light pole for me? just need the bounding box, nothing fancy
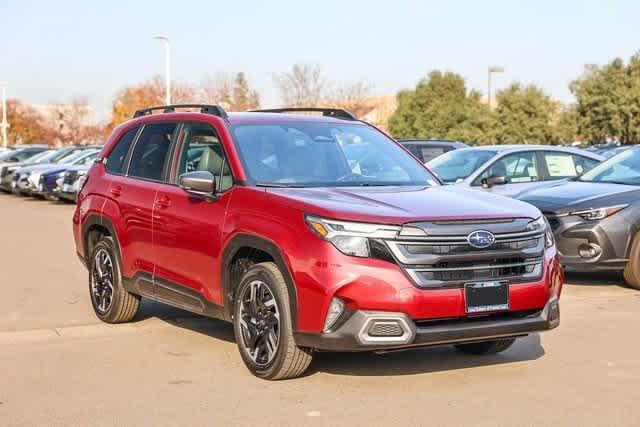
[0,82,8,150]
[152,35,171,105]
[487,66,505,110]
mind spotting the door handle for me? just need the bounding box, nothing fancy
[155,196,171,209]
[110,186,122,197]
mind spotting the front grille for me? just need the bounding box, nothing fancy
[403,238,541,255]
[63,171,78,185]
[385,219,545,288]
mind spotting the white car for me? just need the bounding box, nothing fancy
[427,145,605,198]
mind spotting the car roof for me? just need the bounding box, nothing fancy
[456,144,604,159]
[225,112,360,125]
[398,139,467,147]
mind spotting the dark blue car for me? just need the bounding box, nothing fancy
[34,150,99,199]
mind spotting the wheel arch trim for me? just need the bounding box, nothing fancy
[222,233,298,328]
[81,214,123,270]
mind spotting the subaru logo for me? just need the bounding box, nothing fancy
[467,230,495,249]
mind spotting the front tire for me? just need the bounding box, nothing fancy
[233,262,312,380]
[623,233,640,290]
[454,338,516,355]
[89,237,140,323]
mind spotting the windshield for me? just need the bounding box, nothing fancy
[232,123,438,187]
[59,150,92,165]
[0,151,15,161]
[579,148,640,185]
[25,150,55,163]
[427,149,497,183]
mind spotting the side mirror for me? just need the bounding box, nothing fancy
[481,175,508,188]
[179,171,216,197]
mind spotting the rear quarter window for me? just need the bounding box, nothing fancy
[106,128,139,174]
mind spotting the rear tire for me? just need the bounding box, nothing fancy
[623,233,640,290]
[233,262,312,380]
[89,236,140,323]
[454,338,516,355]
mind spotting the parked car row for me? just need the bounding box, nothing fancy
[0,145,100,202]
[417,140,640,284]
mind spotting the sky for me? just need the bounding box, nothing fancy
[1,0,639,122]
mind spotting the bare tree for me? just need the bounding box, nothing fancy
[200,72,260,111]
[274,64,326,107]
[326,80,373,113]
[200,73,234,108]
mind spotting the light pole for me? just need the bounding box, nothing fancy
[0,82,8,150]
[487,66,505,110]
[152,35,171,105]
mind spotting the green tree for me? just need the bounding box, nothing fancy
[554,104,580,145]
[388,71,492,144]
[570,53,640,144]
[493,83,558,145]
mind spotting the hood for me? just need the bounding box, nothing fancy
[266,185,541,225]
[14,163,60,174]
[517,181,640,213]
[1,159,41,170]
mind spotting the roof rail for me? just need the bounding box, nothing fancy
[251,107,358,121]
[133,104,228,121]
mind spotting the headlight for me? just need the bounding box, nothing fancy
[571,205,628,221]
[305,215,400,258]
[527,216,554,249]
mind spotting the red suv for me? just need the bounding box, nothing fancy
[73,105,563,380]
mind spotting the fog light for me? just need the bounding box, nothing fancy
[323,297,344,332]
[578,244,600,258]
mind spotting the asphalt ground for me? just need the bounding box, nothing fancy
[1,192,639,426]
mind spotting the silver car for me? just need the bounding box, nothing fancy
[427,145,605,197]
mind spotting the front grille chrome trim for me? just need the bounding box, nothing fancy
[387,219,546,289]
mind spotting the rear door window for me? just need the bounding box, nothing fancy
[128,123,177,181]
[543,152,600,180]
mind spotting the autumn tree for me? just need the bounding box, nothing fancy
[388,71,492,143]
[570,53,640,144]
[4,99,53,145]
[110,76,198,128]
[231,73,260,111]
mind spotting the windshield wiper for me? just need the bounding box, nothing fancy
[600,180,638,186]
[256,182,307,188]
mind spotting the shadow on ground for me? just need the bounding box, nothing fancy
[136,297,545,377]
[564,270,623,287]
[308,333,544,377]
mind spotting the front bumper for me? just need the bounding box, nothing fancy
[547,213,632,271]
[294,297,560,352]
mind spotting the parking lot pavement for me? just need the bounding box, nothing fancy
[1,193,640,426]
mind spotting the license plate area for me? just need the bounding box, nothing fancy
[465,281,509,313]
